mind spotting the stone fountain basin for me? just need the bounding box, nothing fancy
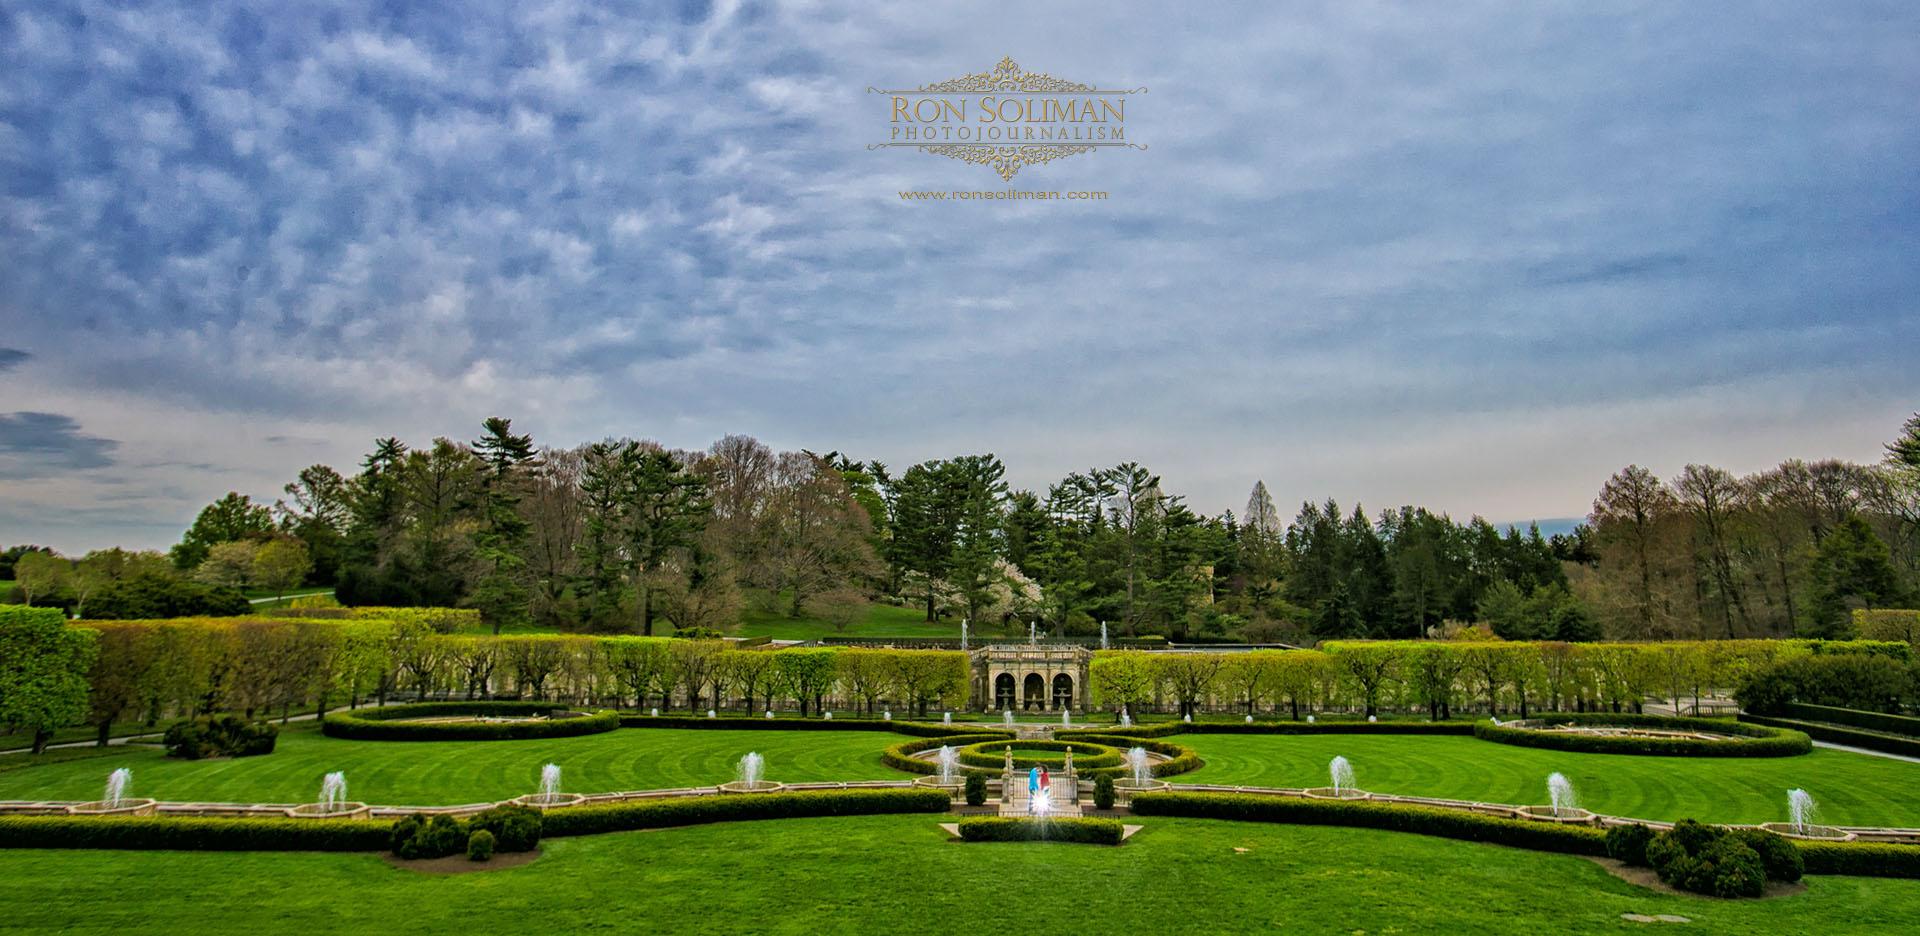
[1759,822,1857,842]
[1516,805,1598,824]
[66,799,157,817]
[717,781,787,794]
[1112,778,1169,791]
[1302,787,1372,801]
[284,802,372,819]
[512,792,588,808]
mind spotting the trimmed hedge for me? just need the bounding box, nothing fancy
[1129,791,1608,856]
[616,715,961,737]
[1799,840,1920,878]
[540,788,950,837]
[1047,733,1202,780]
[1066,720,1475,740]
[0,816,390,851]
[324,703,618,741]
[1738,713,1920,759]
[955,740,1124,771]
[1781,703,1920,738]
[957,816,1124,845]
[881,733,1017,775]
[1475,714,1810,757]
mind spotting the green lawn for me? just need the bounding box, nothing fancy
[0,726,898,806]
[727,591,969,640]
[0,721,158,753]
[1181,733,1920,827]
[2,814,1917,934]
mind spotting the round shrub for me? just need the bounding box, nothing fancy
[163,715,278,759]
[1646,818,1777,898]
[1093,774,1116,811]
[1606,823,1654,866]
[1732,828,1804,883]
[1701,838,1767,898]
[466,829,495,862]
[466,803,543,853]
[964,772,987,807]
[392,813,469,860]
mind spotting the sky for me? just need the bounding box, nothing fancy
[1,1,1917,553]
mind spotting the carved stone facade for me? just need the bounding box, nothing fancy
[970,644,1093,712]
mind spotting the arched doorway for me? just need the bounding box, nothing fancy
[1023,673,1045,710]
[994,673,1016,710]
[1052,673,1074,710]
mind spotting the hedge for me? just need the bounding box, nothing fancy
[1067,720,1475,740]
[957,816,1124,845]
[1798,840,1920,878]
[0,816,391,851]
[1045,733,1202,780]
[1474,714,1811,757]
[617,715,962,737]
[1781,703,1920,738]
[955,740,1125,771]
[323,703,619,741]
[540,788,950,837]
[1738,713,1920,759]
[1128,791,1608,856]
[881,733,1018,775]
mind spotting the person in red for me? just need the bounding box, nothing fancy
[1039,765,1051,794]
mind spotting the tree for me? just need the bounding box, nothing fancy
[1677,464,1751,638]
[1088,651,1155,718]
[758,452,883,618]
[1588,466,1681,638]
[0,606,98,754]
[772,648,839,716]
[1336,644,1401,718]
[1153,653,1224,718]
[276,464,350,585]
[171,492,274,571]
[1100,462,1161,635]
[1407,643,1464,719]
[193,540,259,589]
[892,650,969,716]
[622,446,712,636]
[12,550,69,607]
[887,459,964,622]
[1803,515,1906,638]
[251,538,313,602]
[81,623,155,745]
[471,417,538,634]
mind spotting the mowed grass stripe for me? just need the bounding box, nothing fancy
[0,727,899,806]
[1180,733,1920,827]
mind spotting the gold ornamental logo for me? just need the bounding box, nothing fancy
[868,57,1148,180]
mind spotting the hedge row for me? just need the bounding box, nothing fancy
[1798,840,1920,878]
[616,715,959,737]
[1072,720,1476,740]
[1474,714,1811,757]
[540,788,950,837]
[956,816,1125,845]
[1049,733,1202,780]
[1781,703,1920,739]
[956,740,1125,771]
[1128,791,1609,856]
[323,704,619,741]
[880,733,1017,775]
[1738,714,1920,759]
[0,816,391,851]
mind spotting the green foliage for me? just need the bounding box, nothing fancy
[323,704,618,741]
[80,572,250,620]
[170,493,274,571]
[1779,703,1920,738]
[956,817,1124,844]
[1736,652,1916,716]
[1644,820,1777,897]
[1798,840,1920,877]
[465,803,543,852]
[0,607,97,754]
[392,814,470,860]
[1473,714,1811,757]
[1732,828,1804,883]
[538,789,950,837]
[1035,733,1202,780]
[1129,791,1608,855]
[955,740,1123,771]
[880,733,1017,775]
[1606,822,1654,865]
[162,715,278,759]
[1802,515,1906,638]
[1092,773,1116,810]
[1738,712,1920,759]
[0,815,389,851]
[962,771,989,805]
[466,829,495,861]
[674,626,726,640]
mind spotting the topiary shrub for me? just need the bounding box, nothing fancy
[1700,838,1767,898]
[956,817,1124,845]
[466,829,495,862]
[1731,828,1803,883]
[964,772,987,807]
[1093,774,1116,811]
[163,715,278,759]
[1606,823,1654,866]
[393,813,468,860]
[1645,818,1784,897]
[466,803,543,852]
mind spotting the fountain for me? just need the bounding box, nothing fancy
[1245,715,1253,724]
[1307,715,1315,724]
[287,770,371,819]
[1368,715,1377,723]
[1111,745,1168,804]
[514,763,586,808]
[823,711,832,720]
[1761,788,1856,840]
[1183,714,1192,724]
[1003,710,1015,728]
[961,619,969,653]
[883,710,892,722]
[1516,771,1595,823]
[1061,708,1071,727]
[1029,621,1038,644]
[650,707,659,717]
[944,712,952,726]
[68,768,156,816]
[1120,711,1132,729]
[1100,621,1108,650]
[1306,755,1370,800]
[765,710,774,719]
[913,744,965,799]
[707,709,716,719]
[720,751,785,793]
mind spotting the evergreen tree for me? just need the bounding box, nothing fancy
[471,417,537,634]
[1803,514,1905,638]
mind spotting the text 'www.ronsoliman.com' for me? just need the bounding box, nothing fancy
[898,189,1110,201]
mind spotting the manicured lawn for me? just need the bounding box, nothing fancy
[728,591,968,640]
[0,726,898,806]
[1181,733,1920,827]
[2,815,1917,934]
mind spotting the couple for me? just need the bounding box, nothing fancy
[1025,764,1051,813]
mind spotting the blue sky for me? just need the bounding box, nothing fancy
[1,1,1916,552]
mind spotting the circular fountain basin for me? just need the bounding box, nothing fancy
[66,799,157,817]
[717,781,787,794]
[512,792,588,808]
[1516,805,1598,824]
[1758,822,1856,842]
[1302,787,1372,801]
[284,802,372,820]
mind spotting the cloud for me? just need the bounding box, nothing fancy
[0,348,28,371]
[0,412,118,479]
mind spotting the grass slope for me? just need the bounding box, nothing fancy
[1182,733,1920,827]
[0,726,897,806]
[2,815,1917,934]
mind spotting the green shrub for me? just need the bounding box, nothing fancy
[1645,819,1773,897]
[955,740,1124,771]
[389,814,423,855]
[964,772,987,807]
[0,816,388,851]
[1701,838,1767,898]
[325,704,618,741]
[466,829,495,862]
[880,733,1017,776]
[163,715,278,759]
[1093,774,1116,810]
[1606,823,1654,866]
[1735,653,1914,715]
[1731,827,1803,883]
[466,803,542,852]
[956,817,1124,845]
[1799,840,1920,877]
[1128,792,1606,855]
[1739,713,1920,759]
[619,715,970,738]
[1058,720,1473,740]
[1781,703,1920,737]
[392,814,468,859]
[1473,714,1810,757]
[1047,734,1203,780]
[539,789,950,838]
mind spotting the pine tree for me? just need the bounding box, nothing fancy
[471,417,537,634]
